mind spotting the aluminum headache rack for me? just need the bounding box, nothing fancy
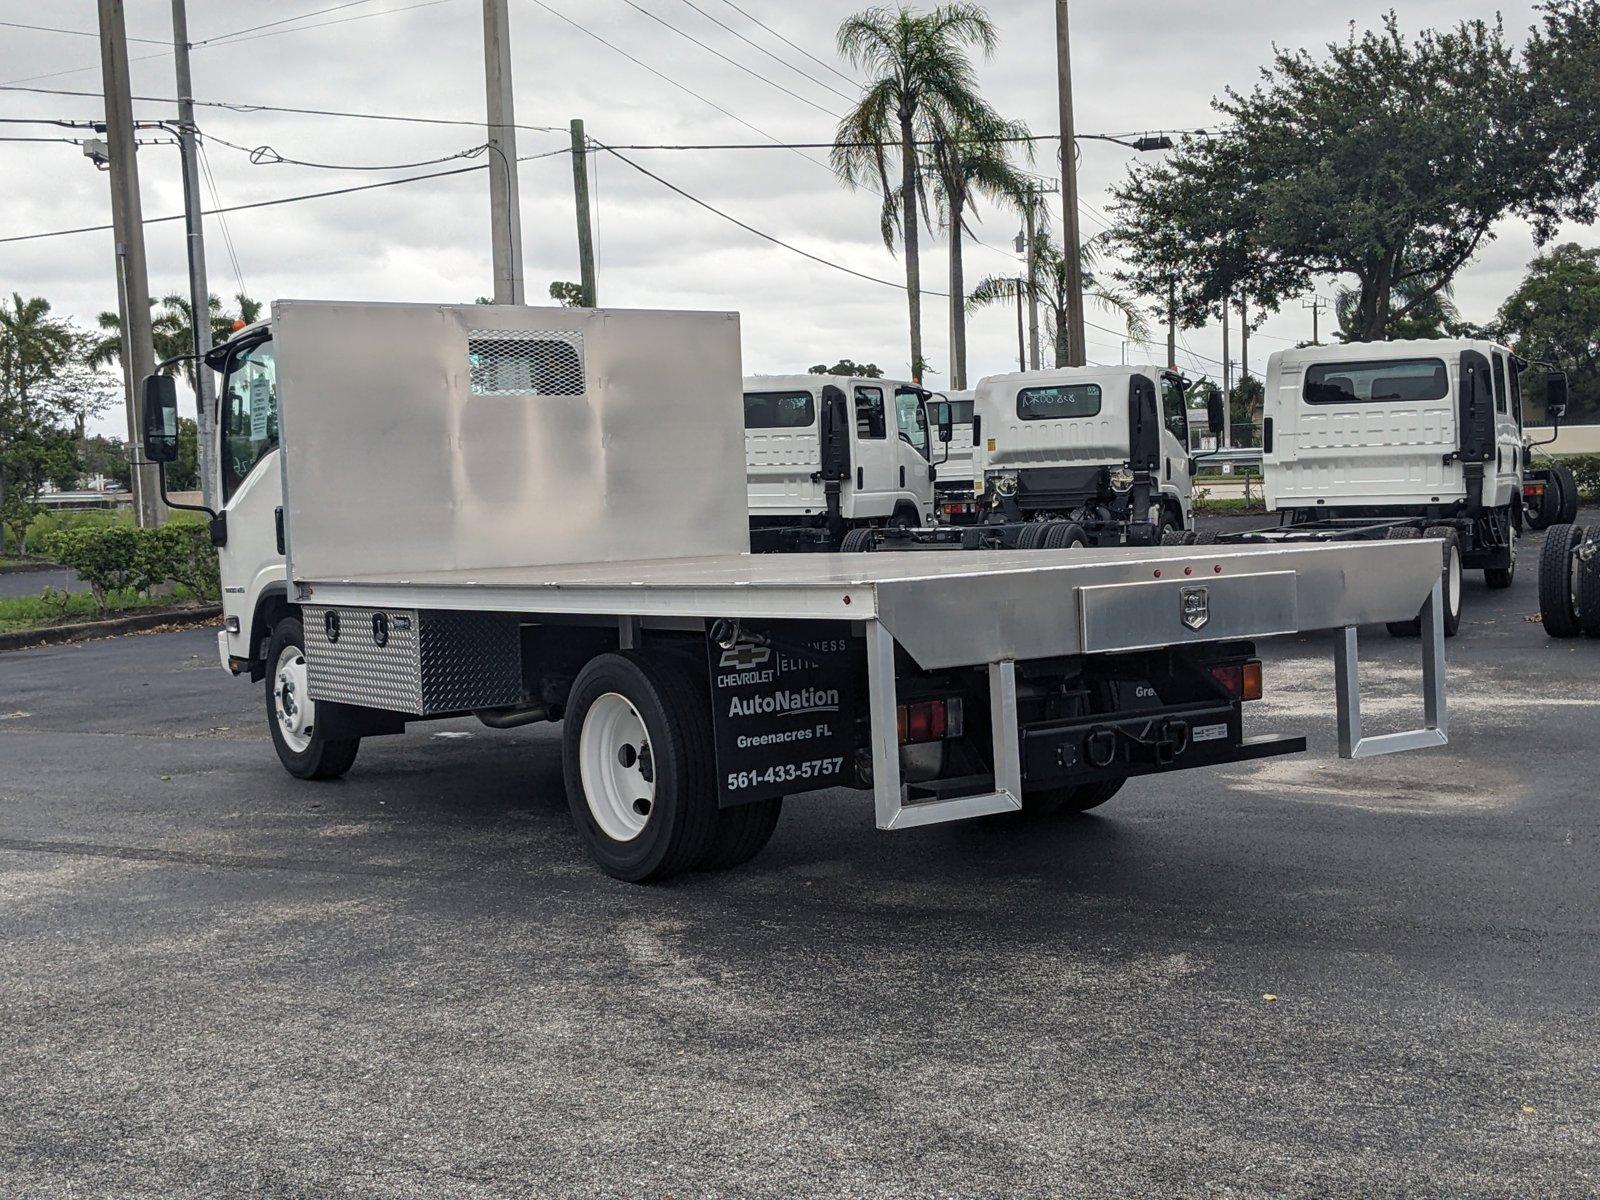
[299,541,1448,830]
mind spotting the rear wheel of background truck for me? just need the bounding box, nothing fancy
[265,616,361,781]
[1539,524,1584,639]
[1483,513,1518,590]
[562,651,720,883]
[840,527,876,553]
[1578,541,1600,638]
[1043,521,1089,550]
[1552,465,1581,525]
[1384,526,1462,639]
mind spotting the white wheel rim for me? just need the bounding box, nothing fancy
[273,644,315,754]
[1447,544,1463,615]
[579,692,655,842]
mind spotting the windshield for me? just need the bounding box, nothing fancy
[896,387,929,457]
[743,390,815,429]
[1304,358,1448,404]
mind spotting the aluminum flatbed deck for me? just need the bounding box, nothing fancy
[298,540,1440,671]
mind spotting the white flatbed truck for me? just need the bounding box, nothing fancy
[141,302,1450,883]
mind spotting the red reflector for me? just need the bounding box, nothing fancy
[1209,664,1243,699]
[896,699,958,745]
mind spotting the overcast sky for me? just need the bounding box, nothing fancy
[3,0,1596,438]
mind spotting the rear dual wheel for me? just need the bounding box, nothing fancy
[1539,524,1595,639]
[1384,526,1463,639]
[562,651,781,882]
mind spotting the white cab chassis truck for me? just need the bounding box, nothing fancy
[743,374,937,552]
[139,301,1450,884]
[859,366,1210,553]
[927,389,980,524]
[1213,339,1570,638]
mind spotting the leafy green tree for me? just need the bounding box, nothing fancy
[1335,268,1464,343]
[1498,242,1600,420]
[549,281,585,307]
[0,294,77,553]
[968,232,1149,367]
[1521,1,1600,238]
[832,2,1000,382]
[80,435,131,490]
[930,112,1034,388]
[809,359,884,378]
[1107,14,1548,342]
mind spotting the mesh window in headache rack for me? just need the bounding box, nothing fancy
[467,329,586,396]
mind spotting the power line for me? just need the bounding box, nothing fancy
[0,148,565,246]
[615,0,840,119]
[712,0,859,89]
[200,128,492,171]
[524,0,831,172]
[599,144,949,298]
[0,83,562,134]
[188,0,383,47]
[0,19,167,46]
[673,0,856,105]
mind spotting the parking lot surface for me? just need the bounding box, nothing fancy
[2,518,1597,1198]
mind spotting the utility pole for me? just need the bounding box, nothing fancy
[1054,0,1085,367]
[1220,293,1231,449]
[1166,276,1177,370]
[1302,294,1326,345]
[170,0,216,509]
[97,0,162,528]
[1240,296,1250,387]
[1015,281,1026,373]
[482,0,524,304]
[1023,196,1040,370]
[569,119,597,307]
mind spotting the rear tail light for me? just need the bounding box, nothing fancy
[1523,481,1546,498]
[1210,660,1263,702]
[896,697,964,745]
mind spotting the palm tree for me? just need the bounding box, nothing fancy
[968,233,1150,367]
[930,113,1034,389]
[0,293,74,420]
[1334,270,1461,342]
[88,292,261,384]
[833,3,999,383]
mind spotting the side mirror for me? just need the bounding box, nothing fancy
[1547,371,1569,422]
[141,374,179,464]
[938,413,953,443]
[1206,390,1225,437]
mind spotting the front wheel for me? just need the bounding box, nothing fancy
[265,616,360,780]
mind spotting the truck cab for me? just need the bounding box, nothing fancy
[743,374,937,551]
[927,389,979,524]
[972,365,1193,544]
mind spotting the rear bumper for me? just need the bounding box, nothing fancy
[1021,702,1304,791]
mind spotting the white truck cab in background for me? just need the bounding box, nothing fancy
[743,374,938,551]
[969,365,1197,546]
[927,389,978,523]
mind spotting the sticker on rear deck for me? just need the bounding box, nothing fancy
[708,620,858,806]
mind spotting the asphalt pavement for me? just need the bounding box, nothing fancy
[1,518,1597,1198]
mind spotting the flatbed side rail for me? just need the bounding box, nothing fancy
[864,620,1022,829]
[1334,578,1448,758]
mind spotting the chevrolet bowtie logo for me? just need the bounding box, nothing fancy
[719,641,772,669]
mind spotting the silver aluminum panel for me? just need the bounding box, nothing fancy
[303,605,520,714]
[273,301,748,583]
[1077,571,1298,653]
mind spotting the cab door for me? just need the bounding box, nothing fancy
[847,383,895,518]
[215,336,286,662]
[1158,373,1193,527]
[1489,350,1520,508]
[894,385,935,521]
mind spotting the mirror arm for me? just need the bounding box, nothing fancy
[151,460,219,522]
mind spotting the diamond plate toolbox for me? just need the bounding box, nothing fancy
[302,606,522,714]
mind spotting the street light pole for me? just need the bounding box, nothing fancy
[1054,0,1085,367]
[97,0,163,528]
[482,0,524,304]
[170,0,217,509]
[1023,191,1040,370]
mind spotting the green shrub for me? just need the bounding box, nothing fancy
[41,526,163,617]
[147,522,220,602]
[1559,453,1600,502]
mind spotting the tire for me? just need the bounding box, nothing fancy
[1192,530,1218,546]
[264,616,361,780]
[1424,526,1464,638]
[1016,522,1049,550]
[1044,521,1089,550]
[839,527,876,553]
[1383,527,1424,638]
[1483,512,1517,590]
[562,651,720,883]
[1539,523,1584,639]
[1553,465,1581,525]
[1019,779,1125,818]
[889,505,919,530]
[1160,528,1187,546]
[702,798,783,871]
[1579,542,1600,638]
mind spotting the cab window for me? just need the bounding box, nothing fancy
[1304,358,1448,404]
[1017,383,1101,420]
[854,386,886,439]
[221,341,278,500]
[895,388,929,458]
[1160,375,1189,444]
[1492,353,1509,414]
[743,390,815,429]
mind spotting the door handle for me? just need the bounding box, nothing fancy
[857,466,864,490]
[1262,417,1275,455]
[274,507,285,555]
[900,465,906,488]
